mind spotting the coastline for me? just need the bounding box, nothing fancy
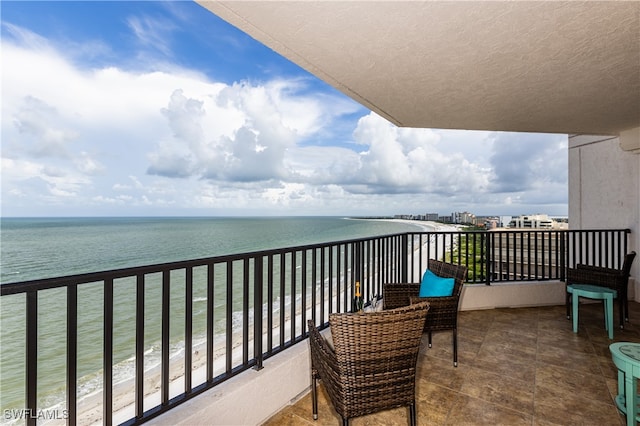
[368,218,463,233]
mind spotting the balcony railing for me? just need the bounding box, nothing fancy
[0,228,630,425]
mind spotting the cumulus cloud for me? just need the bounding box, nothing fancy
[11,96,78,159]
[351,114,491,195]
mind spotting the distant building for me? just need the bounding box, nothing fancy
[439,215,453,223]
[452,211,476,225]
[508,214,557,229]
[424,213,439,221]
[478,217,500,229]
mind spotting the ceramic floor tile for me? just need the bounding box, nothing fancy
[415,381,458,425]
[535,363,613,404]
[536,344,603,375]
[476,338,538,361]
[458,365,535,415]
[471,354,537,383]
[537,326,597,353]
[416,356,468,391]
[482,328,538,349]
[533,396,622,426]
[445,394,532,425]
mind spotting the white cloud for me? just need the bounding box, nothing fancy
[351,113,491,195]
[1,22,567,217]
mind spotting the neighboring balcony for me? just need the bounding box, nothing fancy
[0,228,633,425]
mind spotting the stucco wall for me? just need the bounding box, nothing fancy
[568,134,640,298]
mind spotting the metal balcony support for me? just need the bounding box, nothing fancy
[104,278,114,425]
[253,256,264,370]
[161,272,170,406]
[67,284,78,426]
[26,291,37,426]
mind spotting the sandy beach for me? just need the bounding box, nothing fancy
[49,219,462,425]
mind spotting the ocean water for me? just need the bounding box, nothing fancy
[0,216,423,418]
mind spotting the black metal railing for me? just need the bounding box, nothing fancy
[404,228,631,284]
[0,228,631,425]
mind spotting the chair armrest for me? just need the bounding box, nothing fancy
[410,295,458,308]
[382,283,420,309]
[307,320,338,377]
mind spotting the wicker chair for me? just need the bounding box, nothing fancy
[383,259,467,367]
[307,301,430,426]
[566,251,636,329]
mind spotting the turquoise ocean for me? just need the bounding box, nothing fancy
[0,216,425,418]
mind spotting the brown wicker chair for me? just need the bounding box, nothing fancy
[566,251,636,329]
[383,259,467,367]
[308,301,430,426]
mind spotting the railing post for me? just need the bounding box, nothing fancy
[103,278,114,425]
[401,234,408,283]
[206,263,215,383]
[254,255,264,370]
[351,242,360,312]
[135,274,145,418]
[355,240,362,283]
[485,232,492,286]
[560,231,566,281]
[161,272,170,405]
[185,267,193,392]
[26,291,37,426]
[67,284,78,426]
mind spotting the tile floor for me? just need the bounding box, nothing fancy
[263,301,640,425]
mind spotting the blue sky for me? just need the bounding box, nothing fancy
[1,1,568,218]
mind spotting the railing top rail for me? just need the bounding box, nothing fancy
[1,228,631,295]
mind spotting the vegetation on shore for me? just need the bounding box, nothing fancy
[445,225,486,282]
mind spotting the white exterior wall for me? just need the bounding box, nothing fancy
[568,134,639,298]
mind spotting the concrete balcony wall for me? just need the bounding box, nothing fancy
[146,339,312,426]
[568,134,640,300]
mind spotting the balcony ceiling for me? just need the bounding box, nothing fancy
[197,1,639,136]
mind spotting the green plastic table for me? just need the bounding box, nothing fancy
[567,283,617,339]
[610,342,640,426]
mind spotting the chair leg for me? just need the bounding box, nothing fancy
[620,296,625,329]
[428,331,433,348]
[341,417,349,426]
[566,292,571,319]
[409,402,416,426]
[311,370,318,420]
[625,291,629,322]
[453,327,458,367]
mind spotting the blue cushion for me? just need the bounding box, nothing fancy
[419,269,455,297]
